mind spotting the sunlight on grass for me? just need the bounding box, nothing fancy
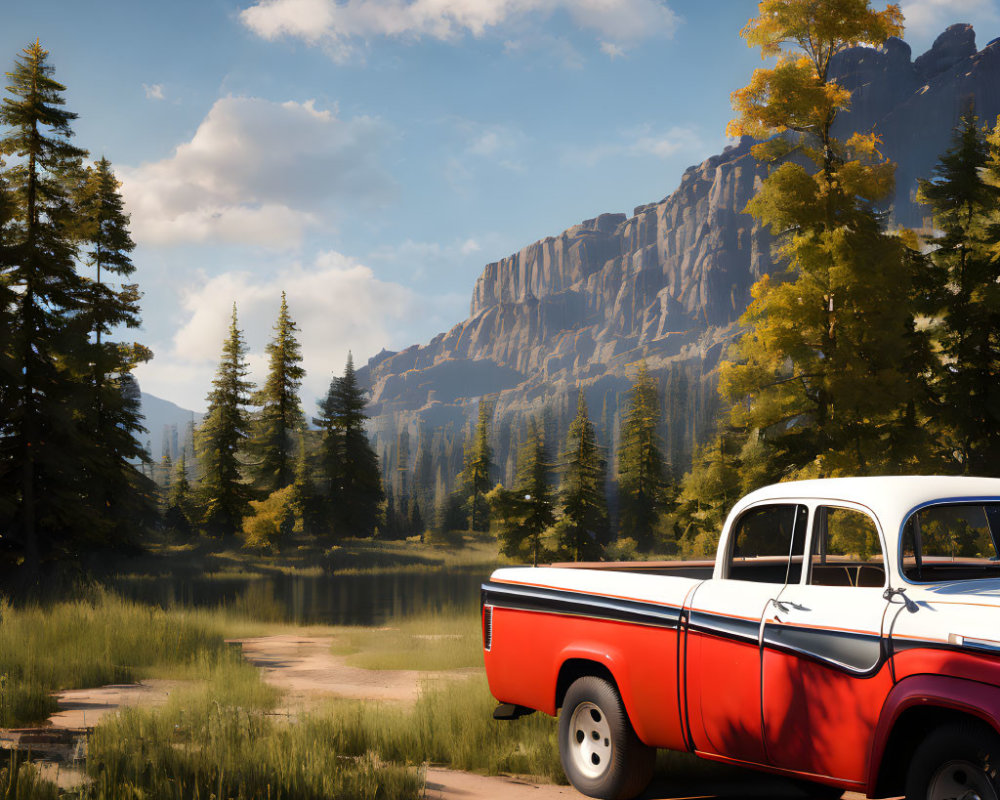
[330,608,484,671]
[0,590,271,727]
[84,657,421,800]
[306,673,564,782]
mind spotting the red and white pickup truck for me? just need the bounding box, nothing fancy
[482,476,1000,800]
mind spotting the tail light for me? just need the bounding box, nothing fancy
[483,604,493,651]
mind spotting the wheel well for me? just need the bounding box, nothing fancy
[874,706,999,798]
[555,659,619,711]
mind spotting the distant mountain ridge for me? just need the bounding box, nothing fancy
[360,25,1000,471]
[139,392,202,463]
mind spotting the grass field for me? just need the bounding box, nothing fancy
[329,607,484,670]
[0,590,269,727]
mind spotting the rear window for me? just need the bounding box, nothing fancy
[901,503,1000,582]
[729,504,808,584]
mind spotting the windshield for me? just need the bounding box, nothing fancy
[901,503,1000,582]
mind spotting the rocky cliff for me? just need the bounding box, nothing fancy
[360,26,1000,477]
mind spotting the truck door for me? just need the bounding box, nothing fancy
[685,503,807,765]
[761,503,892,785]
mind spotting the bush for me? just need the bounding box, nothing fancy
[242,485,296,551]
[604,537,640,562]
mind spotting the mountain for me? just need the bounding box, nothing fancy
[359,25,1000,482]
[138,392,203,464]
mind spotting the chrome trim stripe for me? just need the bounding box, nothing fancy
[688,610,760,644]
[764,625,883,674]
[482,581,681,629]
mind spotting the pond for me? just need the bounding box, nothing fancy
[112,566,494,626]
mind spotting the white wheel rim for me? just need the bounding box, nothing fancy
[927,759,998,800]
[567,701,614,780]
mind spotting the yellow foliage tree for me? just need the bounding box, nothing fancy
[719,0,935,481]
[242,485,296,551]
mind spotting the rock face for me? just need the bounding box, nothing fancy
[360,26,1000,467]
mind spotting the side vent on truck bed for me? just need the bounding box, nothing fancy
[483,605,493,651]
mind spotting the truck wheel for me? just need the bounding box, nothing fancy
[904,722,1000,800]
[558,676,654,800]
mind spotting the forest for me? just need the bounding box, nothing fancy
[3,0,1000,593]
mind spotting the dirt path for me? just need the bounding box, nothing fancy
[234,634,479,709]
[49,679,179,729]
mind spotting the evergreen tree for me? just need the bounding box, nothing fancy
[505,421,555,565]
[290,429,320,535]
[462,400,493,532]
[409,495,424,540]
[517,421,556,564]
[617,362,666,550]
[720,1,931,481]
[165,451,193,536]
[74,156,153,543]
[159,452,173,494]
[675,432,744,556]
[0,40,93,572]
[251,292,304,493]
[384,486,399,539]
[558,392,608,561]
[918,110,1000,473]
[197,305,255,537]
[315,353,383,537]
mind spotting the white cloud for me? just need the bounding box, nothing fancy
[137,252,429,409]
[565,123,705,167]
[600,41,626,59]
[119,96,392,248]
[444,121,526,192]
[900,0,998,38]
[240,0,678,58]
[143,83,165,100]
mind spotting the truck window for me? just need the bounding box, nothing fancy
[729,504,808,584]
[809,506,885,587]
[902,503,1000,583]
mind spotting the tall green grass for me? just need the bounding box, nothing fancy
[0,591,267,727]
[81,657,421,800]
[0,751,59,800]
[304,674,563,782]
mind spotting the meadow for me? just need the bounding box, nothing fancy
[0,536,726,799]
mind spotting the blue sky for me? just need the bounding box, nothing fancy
[4,0,999,411]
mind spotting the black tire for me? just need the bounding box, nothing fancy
[904,721,1000,800]
[558,676,655,800]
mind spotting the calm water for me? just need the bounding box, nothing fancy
[113,566,494,626]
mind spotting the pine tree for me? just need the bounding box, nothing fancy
[72,156,155,544]
[918,110,1000,474]
[719,1,930,481]
[290,429,320,535]
[165,451,193,536]
[251,292,305,494]
[558,392,608,561]
[617,362,666,550]
[316,353,383,537]
[462,400,493,532]
[508,421,556,565]
[0,40,93,572]
[409,495,425,540]
[197,305,255,537]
